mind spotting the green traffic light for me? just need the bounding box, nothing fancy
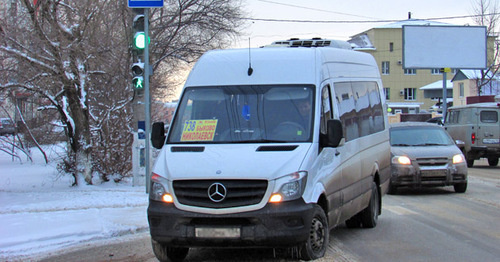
[133,77,144,89]
[134,32,150,50]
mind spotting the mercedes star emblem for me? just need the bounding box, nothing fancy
[208,182,227,202]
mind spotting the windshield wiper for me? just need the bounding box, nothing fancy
[415,143,446,146]
[392,143,412,146]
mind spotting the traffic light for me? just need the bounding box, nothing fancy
[131,9,145,96]
[132,9,149,51]
[132,62,144,95]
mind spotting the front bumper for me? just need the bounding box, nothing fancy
[391,164,467,188]
[148,198,314,248]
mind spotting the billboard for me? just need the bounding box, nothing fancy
[403,25,487,69]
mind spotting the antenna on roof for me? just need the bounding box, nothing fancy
[408,12,412,19]
[248,38,253,76]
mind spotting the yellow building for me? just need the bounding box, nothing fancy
[451,70,499,106]
[349,19,459,114]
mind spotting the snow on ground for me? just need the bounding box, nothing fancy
[0,143,149,261]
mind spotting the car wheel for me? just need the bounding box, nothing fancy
[345,214,362,228]
[488,157,499,167]
[454,181,467,193]
[151,239,189,262]
[387,182,398,195]
[466,157,474,168]
[300,204,328,261]
[360,182,379,228]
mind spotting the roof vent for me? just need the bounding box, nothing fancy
[267,38,352,50]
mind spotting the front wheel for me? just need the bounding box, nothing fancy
[300,204,329,261]
[488,157,499,167]
[360,182,380,228]
[151,239,189,262]
[454,181,467,193]
[466,157,474,167]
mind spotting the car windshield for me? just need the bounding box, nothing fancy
[390,127,454,146]
[168,85,314,143]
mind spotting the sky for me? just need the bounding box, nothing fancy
[233,0,481,48]
[0,143,149,261]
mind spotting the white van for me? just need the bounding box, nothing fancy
[148,39,391,261]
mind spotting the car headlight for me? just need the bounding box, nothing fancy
[453,154,465,164]
[392,156,411,165]
[269,171,307,203]
[150,173,173,203]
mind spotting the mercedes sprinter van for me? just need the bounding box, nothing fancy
[148,38,391,261]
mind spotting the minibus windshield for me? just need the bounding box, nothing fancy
[168,85,314,143]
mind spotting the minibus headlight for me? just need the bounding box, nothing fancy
[150,173,173,203]
[270,171,307,203]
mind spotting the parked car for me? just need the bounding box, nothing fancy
[444,102,500,167]
[389,122,468,194]
[426,116,443,125]
[0,118,16,136]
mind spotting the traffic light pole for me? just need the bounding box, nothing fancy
[144,8,152,193]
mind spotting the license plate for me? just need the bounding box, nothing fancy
[421,170,447,177]
[483,139,500,144]
[195,227,240,238]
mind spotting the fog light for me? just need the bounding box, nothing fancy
[162,194,173,203]
[269,194,283,203]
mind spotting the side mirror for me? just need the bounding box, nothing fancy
[455,139,465,150]
[151,122,166,149]
[327,119,344,147]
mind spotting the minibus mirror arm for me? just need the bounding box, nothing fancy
[326,119,344,148]
[151,122,166,149]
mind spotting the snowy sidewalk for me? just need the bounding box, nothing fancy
[0,149,149,261]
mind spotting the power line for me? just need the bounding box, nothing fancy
[242,12,500,24]
[257,0,380,20]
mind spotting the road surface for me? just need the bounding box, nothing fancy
[41,159,500,262]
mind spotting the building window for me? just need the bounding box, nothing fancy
[431,69,441,75]
[459,83,464,97]
[404,69,416,75]
[389,42,394,52]
[382,61,390,75]
[384,88,390,100]
[404,88,416,101]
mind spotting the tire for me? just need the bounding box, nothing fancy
[300,204,329,261]
[360,182,380,228]
[387,182,398,195]
[466,157,474,168]
[345,215,362,228]
[488,157,499,167]
[151,239,189,262]
[454,181,467,193]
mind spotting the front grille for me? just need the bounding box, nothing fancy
[416,157,448,166]
[173,180,268,208]
[421,176,447,182]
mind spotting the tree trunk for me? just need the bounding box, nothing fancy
[65,82,93,185]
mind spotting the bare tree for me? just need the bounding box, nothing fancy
[471,0,500,95]
[149,0,245,99]
[0,0,245,185]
